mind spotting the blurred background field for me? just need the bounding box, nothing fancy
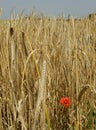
[0,13,96,130]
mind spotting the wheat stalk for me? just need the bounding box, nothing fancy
[0,8,2,16]
[33,60,46,130]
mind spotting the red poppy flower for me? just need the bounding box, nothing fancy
[60,97,71,108]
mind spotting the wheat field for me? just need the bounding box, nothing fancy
[0,13,96,130]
